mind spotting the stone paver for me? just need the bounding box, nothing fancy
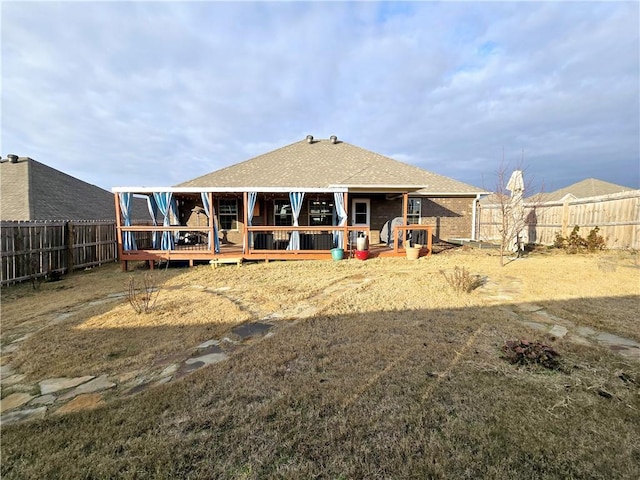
[55,393,104,415]
[59,375,115,400]
[185,353,228,366]
[2,374,26,386]
[196,339,220,349]
[0,407,47,426]
[40,376,95,395]
[1,392,34,413]
[160,364,179,377]
[231,322,272,340]
[30,394,56,406]
[522,321,548,331]
[0,364,15,378]
[548,325,569,338]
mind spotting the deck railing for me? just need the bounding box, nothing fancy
[245,225,370,254]
[391,224,434,255]
[117,225,372,254]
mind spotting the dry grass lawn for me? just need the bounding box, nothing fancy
[1,248,639,479]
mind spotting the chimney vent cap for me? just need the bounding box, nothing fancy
[306,135,314,143]
[7,154,19,163]
[330,135,338,144]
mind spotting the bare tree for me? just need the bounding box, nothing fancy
[483,154,545,267]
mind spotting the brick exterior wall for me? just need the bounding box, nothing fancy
[420,196,475,240]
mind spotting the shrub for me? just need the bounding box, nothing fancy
[126,273,160,314]
[586,226,606,252]
[554,226,606,253]
[440,266,484,293]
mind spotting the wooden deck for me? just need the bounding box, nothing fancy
[117,224,433,270]
[119,242,432,270]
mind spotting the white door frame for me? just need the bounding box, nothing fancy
[351,198,370,226]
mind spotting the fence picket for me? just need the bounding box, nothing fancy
[0,221,118,285]
[478,190,640,249]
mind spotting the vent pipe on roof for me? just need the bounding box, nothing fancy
[330,135,338,144]
[306,135,314,143]
[7,154,18,164]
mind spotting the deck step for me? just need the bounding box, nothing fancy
[210,257,243,268]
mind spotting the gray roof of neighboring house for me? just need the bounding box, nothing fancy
[529,178,636,203]
[1,156,149,221]
[177,137,486,195]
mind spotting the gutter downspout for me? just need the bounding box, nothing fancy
[471,194,481,241]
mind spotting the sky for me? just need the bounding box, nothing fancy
[2,1,639,195]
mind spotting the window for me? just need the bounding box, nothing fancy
[407,198,421,225]
[274,199,292,226]
[309,199,334,226]
[218,199,238,230]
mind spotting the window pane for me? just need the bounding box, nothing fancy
[309,200,334,226]
[274,200,292,226]
[218,199,238,230]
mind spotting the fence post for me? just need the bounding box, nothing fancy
[561,200,569,238]
[66,221,74,274]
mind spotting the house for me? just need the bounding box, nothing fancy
[112,136,488,268]
[0,155,148,221]
[526,178,636,203]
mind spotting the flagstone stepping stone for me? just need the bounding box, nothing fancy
[185,352,228,366]
[2,344,19,353]
[231,322,272,340]
[576,326,598,337]
[155,376,172,386]
[123,383,151,396]
[196,339,220,349]
[0,406,47,426]
[160,363,179,377]
[59,375,115,400]
[517,303,545,312]
[0,364,15,378]
[2,374,26,386]
[595,333,640,360]
[521,321,548,331]
[548,325,569,338]
[176,361,205,377]
[55,393,104,415]
[30,394,56,406]
[40,376,95,394]
[1,392,34,413]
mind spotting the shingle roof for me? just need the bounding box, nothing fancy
[1,157,148,221]
[177,138,485,194]
[530,178,635,202]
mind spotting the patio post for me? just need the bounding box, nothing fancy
[343,192,349,250]
[114,192,126,271]
[243,191,249,254]
[208,192,214,254]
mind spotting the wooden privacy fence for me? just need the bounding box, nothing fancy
[1,221,119,285]
[478,190,640,250]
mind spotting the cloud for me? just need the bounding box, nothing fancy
[2,1,638,192]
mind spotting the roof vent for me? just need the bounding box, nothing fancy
[306,135,314,143]
[330,135,338,144]
[7,154,18,164]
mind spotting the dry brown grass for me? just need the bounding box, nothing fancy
[2,250,639,479]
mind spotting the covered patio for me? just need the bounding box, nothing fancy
[112,187,433,270]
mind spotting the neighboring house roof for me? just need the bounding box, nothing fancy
[1,156,148,221]
[529,178,635,203]
[177,137,486,195]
